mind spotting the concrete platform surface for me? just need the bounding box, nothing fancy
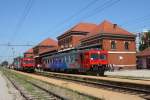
[105,69,150,78]
[0,71,24,100]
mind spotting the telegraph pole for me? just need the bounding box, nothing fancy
[11,47,15,58]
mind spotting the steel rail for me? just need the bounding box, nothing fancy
[3,70,65,100]
[36,71,150,99]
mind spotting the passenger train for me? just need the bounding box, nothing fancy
[13,57,35,72]
[12,48,108,75]
[42,49,108,75]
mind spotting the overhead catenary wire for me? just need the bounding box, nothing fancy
[54,0,121,36]
[117,13,150,33]
[46,0,99,34]
[0,44,34,46]
[0,56,14,58]
[123,18,150,32]
[117,13,150,50]
[10,0,35,41]
[2,0,34,60]
[4,0,96,60]
[66,0,121,28]
[121,13,150,27]
[82,0,121,20]
[3,0,121,61]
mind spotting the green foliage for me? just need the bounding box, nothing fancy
[1,61,9,67]
[139,30,150,51]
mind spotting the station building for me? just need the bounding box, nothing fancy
[33,38,57,66]
[29,20,136,70]
[24,48,34,58]
[39,46,58,69]
[57,23,97,52]
[80,20,136,69]
[57,20,136,69]
[137,47,150,69]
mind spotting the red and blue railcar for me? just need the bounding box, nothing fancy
[42,50,108,75]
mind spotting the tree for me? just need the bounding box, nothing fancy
[139,30,150,51]
[1,61,9,67]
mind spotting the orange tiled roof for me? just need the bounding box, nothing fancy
[137,47,150,57]
[93,20,133,35]
[70,22,97,32]
[81,20,134,40]
[60,23,97,36]
[37,38,57,46]
[39,46,58,54]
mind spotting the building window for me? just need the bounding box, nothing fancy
[69,36,72,43]
[125,42,129,50]
[99,45,102,50]
[111,41,116,49]
[58,41,61,46]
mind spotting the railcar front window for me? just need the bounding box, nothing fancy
[24,60,34,64]
[91,53,99,60]
[100,54,107,60]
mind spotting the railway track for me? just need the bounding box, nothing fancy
[25,80,65,100]
[5,74,29,100]
[3,70,65,100]
[36,71,150,100]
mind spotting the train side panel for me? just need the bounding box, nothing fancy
[13,57,35,72]
[21,58,35,71]
[41,50,108,75]
[13,57,22,70]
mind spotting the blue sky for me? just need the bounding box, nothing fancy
[0,0,150,62]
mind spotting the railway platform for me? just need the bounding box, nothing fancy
[105,69,150,80]
[13,70,146,100]
[0,71,24,100]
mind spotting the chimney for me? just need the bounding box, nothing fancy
[113,24,117,29]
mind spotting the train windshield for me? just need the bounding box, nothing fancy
[90,53,99,60]
[100,54,107,60]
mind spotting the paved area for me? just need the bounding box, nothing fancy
[46,71,150,85]
[105,69,150,78]
[0,71,24,100]
[15,70,145,100]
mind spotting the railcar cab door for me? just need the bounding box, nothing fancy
[83,52,90,68]
[79,52,84,68]
[79,51,90,69]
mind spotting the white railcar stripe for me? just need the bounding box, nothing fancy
[114,64,136,67]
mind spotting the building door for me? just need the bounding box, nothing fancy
[146,57,150,69]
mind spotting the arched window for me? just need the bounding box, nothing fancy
[125,42,129,50]
[111,41,116,49]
